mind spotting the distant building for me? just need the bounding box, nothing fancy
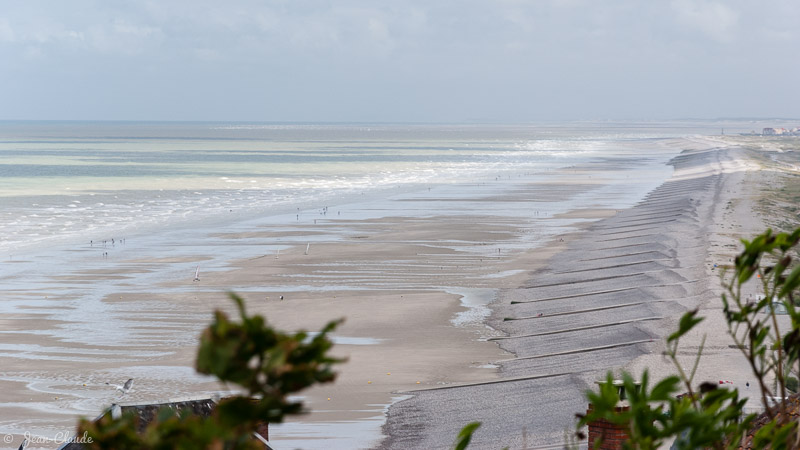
[759,127,800,137]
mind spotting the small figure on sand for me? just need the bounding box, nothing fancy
[193,265,200,282]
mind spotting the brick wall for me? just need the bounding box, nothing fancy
[586,404,630,450]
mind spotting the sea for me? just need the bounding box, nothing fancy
[0,120,758,256]
[0,120,765,448]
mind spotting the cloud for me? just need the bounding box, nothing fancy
[85,20,164,55]
[670,0,740,43]
[0,18,15,42]
[1,0,798,121]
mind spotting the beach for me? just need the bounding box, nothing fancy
[382,136,799,448]
[0,122,793,449]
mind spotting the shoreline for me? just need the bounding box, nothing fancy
[0,136,686,449]
[380,137,779,448]
[624,137,800,416]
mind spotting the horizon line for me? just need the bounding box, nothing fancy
[0,117,798,125]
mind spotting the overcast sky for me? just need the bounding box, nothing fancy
[1,1,798,122]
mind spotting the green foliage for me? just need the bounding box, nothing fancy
[575,227,800,449]
[196,293,345,424]
[79,293,344,448]
[667,308,703,344]
[722,228,800,423]
[453,422,481,450]
[786,376,798,393]
[79,408,263,450]
[577,371,750,450]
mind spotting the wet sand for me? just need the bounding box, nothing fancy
[0,136,734,449]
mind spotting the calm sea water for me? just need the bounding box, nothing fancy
[0,120,735,255]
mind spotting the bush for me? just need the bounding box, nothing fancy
[574,227,800,449]
[78,293,345,449]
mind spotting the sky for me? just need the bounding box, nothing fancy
[0,0,798,123]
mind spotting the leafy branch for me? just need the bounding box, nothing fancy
[574,227,800,449]
[78,293,345,449]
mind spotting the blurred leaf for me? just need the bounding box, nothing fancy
[650,376,680,401]
[453,422,481,450]
[668,310,703,343]
[779,265,800,298]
